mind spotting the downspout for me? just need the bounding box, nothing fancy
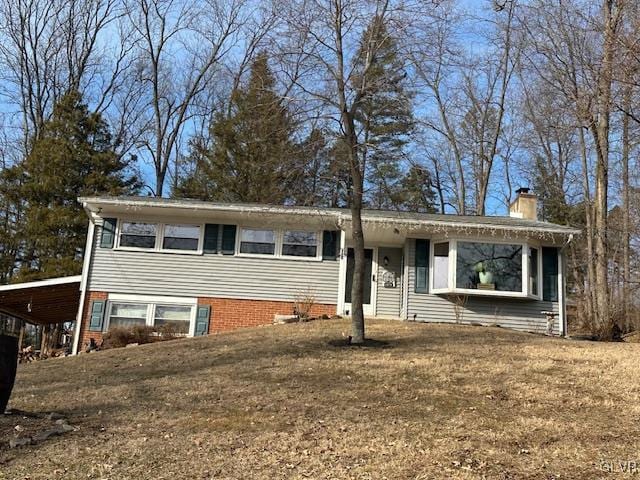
[72,216,96,355]
[558,234,574,337]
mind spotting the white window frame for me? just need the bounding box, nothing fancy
[104,294,198,336]
[114,219,204,255]
[427,237,543,299]
[236,227,323,261]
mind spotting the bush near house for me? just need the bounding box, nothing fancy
[101,324,180,349]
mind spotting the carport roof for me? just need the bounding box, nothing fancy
[0,276,81,325]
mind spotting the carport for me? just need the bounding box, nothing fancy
[0,276,81,353]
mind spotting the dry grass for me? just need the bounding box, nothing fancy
[2,318,640,479]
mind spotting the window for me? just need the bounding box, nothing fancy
[239,228,276,255]
[162,224,200,251]
[108,303,148,329]
[154,305,192,334]
[455,242,522,292]
[529,247,539,296]
[433,242,449,290]
[120,222,157,249]
[282,231,318,257]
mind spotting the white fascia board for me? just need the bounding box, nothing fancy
[0,275,82,292]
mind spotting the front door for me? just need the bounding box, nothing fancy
[344,248,375,316]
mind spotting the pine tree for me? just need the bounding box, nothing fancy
[352,16,414,210]
[178,53,298,204]
[14,90,139,281]
[399,165,437,213]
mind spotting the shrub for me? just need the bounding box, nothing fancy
[293,287,317,321]
[102,325,155,349]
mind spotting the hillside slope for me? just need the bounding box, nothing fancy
[2,319,639,479]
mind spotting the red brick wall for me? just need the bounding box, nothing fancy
[78,291,108,351]
[198,297,336,333]
[78,291,336,348]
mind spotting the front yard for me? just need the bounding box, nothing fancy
[1,318,639,479]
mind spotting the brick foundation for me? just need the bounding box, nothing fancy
[77,291,336,350]
[197,297,336,333]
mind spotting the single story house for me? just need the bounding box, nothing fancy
[72,189,580,354]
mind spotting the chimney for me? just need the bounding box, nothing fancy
[509,187,538,220]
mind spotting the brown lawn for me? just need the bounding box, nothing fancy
[1,318,639,479]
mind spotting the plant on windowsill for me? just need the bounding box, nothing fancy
[473,261,495,286]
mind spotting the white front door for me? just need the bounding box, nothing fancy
[343,247,376,316]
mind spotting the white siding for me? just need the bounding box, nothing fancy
[405,239,561,334]
[88,221,339,304]
[375,247,403,317]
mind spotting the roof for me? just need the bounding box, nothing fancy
[79,195,581,236]
[0,276,81,325]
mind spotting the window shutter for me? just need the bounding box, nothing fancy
[203,224,219,253]
[100,218,117,248]
[322,231,340,259]
[195,305,211,336]
[542,247,559,302]
[221,225,237,254]
[415,239,429,293]
[88,300,106,331]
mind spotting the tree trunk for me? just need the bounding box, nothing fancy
[622,83,631,331]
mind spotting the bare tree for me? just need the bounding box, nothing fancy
[125,0,254,196]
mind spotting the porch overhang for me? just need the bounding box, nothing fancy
[0,276,81,325]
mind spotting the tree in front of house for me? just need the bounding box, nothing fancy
[178,53,298,204]
[13,90,139,281]
[352,16,414,211]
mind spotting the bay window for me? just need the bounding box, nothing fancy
[455,242,522,292]
[424,239,543,298]
[432,242,449,290]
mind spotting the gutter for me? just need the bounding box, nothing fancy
[72,216,96,355]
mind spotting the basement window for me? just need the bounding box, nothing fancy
[153,305,191,334]
[108,303,148,329]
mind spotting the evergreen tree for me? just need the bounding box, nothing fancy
[399,165,437,213]
[14,90,139,281]
[352,16,414,210]
[178,53,298,204]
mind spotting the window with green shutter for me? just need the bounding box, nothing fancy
[415,239,430,293]
[542,247,559,302]
[322,231,340,260]
[221,225,237,254]
[203,224,219,253]
[100,218,117,248]
[89,300,106,331]
[195,305,211,336]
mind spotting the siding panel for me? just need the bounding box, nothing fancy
[88,223,339,304]
[406,239,561,334]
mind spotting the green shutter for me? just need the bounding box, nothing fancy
[100,218,117,248]
[195,305,211,336]
[204,224,219,253]
[322,231,340,259]
[415,239,429,293]
[88,300,106,331]
[542,247,559,302]
[221,225,237,254]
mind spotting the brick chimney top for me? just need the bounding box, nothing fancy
[509,187,538,220]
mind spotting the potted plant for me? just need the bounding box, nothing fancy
[473,261,494,285]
